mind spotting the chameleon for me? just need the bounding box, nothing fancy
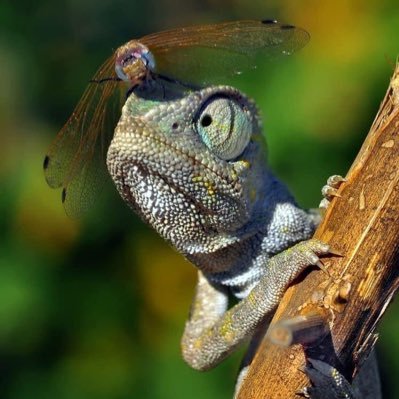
[105,77,381,397]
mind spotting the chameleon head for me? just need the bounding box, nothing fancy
[107,84,269,256]
[115,40,156,83]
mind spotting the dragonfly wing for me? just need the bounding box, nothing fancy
[150,46,254,84]
[142,20,309,84]
[44,55,125,217]
[61,141,108,218]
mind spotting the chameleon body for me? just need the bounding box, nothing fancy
[106,79,380,397]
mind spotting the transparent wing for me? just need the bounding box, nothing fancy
[44,54,125,218]
[141,20,309,83]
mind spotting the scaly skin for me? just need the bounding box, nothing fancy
[106,79,380,397]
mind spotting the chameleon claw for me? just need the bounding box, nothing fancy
[327,247,344,257]
[321,186,342,199]
[319,174,346,210]
[326,175,347,188]
[316,260,329,275]
[296,387,311,398]
[298,365,307,374]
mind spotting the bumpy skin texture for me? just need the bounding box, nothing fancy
[106,81,379,397]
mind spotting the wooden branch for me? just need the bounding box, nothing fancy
[237,63,399,398]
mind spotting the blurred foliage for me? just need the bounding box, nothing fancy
[1,0,399,398]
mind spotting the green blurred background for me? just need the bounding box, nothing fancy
[1,0,399,398]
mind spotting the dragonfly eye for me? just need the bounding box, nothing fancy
[195,95,253,161]
[115,50,140,81]
[115,42,156,82]
[115,63,129,81]
[121,53,136,66]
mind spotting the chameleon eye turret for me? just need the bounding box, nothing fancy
[194,95,253,160]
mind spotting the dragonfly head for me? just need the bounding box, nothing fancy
[115,41,156,84]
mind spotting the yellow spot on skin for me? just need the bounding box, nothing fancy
[247,291,258,306]
[249,188,257,202]
[192,176,216,196]
[193,338,203,350]
[206,181,216,196]
[234,160,251,174]
[232,160,251,178]
[241,160,251,169]
[381,139,394,148]
[220,313,234,342]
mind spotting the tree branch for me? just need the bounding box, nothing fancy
[237,62,399,398]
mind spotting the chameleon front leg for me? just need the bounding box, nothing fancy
[181,239,330,371]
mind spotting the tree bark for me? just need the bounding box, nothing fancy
[237,63,399,398]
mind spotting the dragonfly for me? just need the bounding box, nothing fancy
[43,19,310,218]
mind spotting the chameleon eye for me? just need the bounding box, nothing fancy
[195,96,252,160]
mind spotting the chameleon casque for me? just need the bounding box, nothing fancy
[44,20,382,398]
[106,79,381,397]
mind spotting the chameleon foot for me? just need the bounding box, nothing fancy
[319,175,346,210]
[299,358,356,399]
[266,239,330,287]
